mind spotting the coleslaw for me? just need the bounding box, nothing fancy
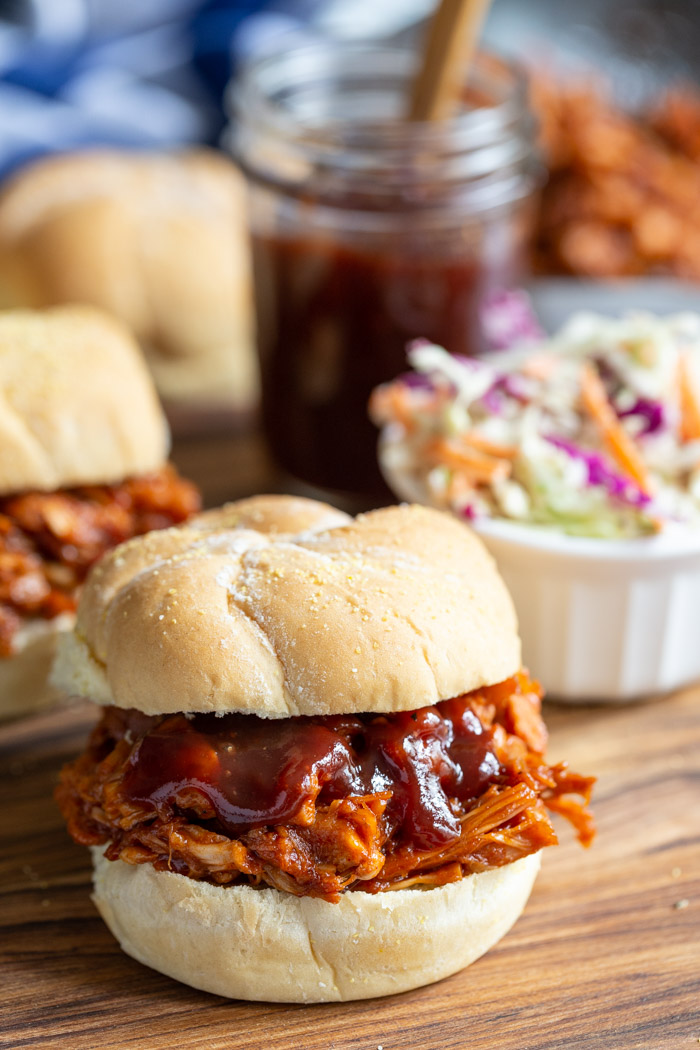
[370,311,700,539]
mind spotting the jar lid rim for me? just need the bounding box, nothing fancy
[227,41,531,156]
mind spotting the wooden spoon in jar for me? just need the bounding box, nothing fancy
[409,0,494,121]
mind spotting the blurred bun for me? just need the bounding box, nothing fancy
[0,150,256,410]
[92,847,541,1002]
[0,614,74,721]
[192,493,353,537]
[0,306,168,493]
[53,495,520,717]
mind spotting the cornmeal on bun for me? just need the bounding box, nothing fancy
[0,305,200,720]
[55,495,593,1002]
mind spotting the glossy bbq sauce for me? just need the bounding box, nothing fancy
[253,227,528,497]
[121,699,501,851]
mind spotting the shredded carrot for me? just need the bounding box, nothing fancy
[677,353,700,443]
[368,382,448,433]
[446,470,474,502]
[460,432,519,459]
[579,363,651,493]
[427,438,512,484]
[522,353,558,380]
[367,384,416,431]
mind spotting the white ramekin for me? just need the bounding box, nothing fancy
[472,518,700,702]
[379,438,700,702]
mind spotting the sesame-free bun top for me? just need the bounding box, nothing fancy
[0,305,168,494]
[0,150,256,407]
[53,495,520,717]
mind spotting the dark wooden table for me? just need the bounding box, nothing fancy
[1,430,699,1050]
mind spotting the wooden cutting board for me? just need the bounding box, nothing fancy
[1,432,699,1049]
[1,689,698,1050]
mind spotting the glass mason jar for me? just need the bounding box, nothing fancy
[227,43,540,498]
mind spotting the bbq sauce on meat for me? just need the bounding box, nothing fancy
[121,697,501,851]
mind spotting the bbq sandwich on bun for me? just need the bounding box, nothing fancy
[0,306,200,719]
[55,496,593,1002]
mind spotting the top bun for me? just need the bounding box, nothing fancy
[0,305,168,494]
[53,495,520,718]
[0,150,256,407]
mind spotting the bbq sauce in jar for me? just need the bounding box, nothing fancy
[229,46,539,497]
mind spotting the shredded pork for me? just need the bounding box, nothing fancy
[57,674,595,902]
[0,465,200,655]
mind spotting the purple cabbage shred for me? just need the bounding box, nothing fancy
[452,354,489,370]
[545,435,651,508]
[617,397,665,435]
[480,386,504,414]
[479,289,545,352]
[480,372,532,414]
[398,371,436,391]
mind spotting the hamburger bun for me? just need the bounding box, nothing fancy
[54,496,561,1003]
[0,305,168,492]
[0,304,175,719]
[0,150,256,411]
[92,846,541,1003]
[0,614,74,721]
[53,498,520,716]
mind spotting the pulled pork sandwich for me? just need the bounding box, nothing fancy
[0,306,200,719]
[55,496,593,1002]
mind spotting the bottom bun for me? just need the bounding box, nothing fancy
[0,614,74,721]
[92,848,541,1002]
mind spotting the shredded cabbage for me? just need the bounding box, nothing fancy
[370,310,700,539]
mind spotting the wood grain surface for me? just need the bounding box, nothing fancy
[1,432,699,1050]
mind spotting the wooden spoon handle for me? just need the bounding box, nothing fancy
[409,0,493,122]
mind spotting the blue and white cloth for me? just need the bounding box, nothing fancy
[0,0,431,180]
[0,0,265,178]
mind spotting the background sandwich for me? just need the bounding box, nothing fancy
[55,495,594,1002]
[0,150,256,418]
[0,305,200,720]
